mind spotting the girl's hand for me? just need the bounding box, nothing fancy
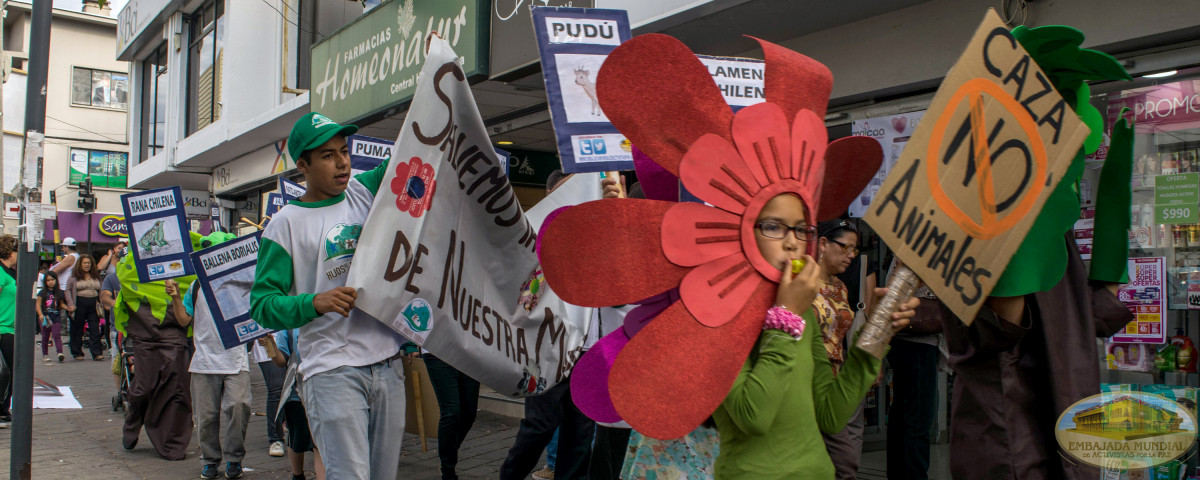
[871,287,919,333]
[775,255,820,314]
[164,280,179,299]
[67,306,76,313]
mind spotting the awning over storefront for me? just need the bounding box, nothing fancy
[50,210,212,244]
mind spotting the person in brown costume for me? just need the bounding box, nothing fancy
[112,234,205,460]
[944,233,1130,480]
[939,23,1137,480]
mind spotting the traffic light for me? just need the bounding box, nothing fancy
[77,177,96,213]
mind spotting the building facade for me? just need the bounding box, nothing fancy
[3,0,135,255]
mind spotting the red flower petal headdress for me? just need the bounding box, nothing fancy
[539,34,882,439]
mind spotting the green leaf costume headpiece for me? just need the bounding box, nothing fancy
[991,25,1133,295]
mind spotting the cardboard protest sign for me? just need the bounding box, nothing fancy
[121,186,195,283]
[345,37,596,397]
[190,232,270,348]
[533,7,634,174]
[863,10,1090,323]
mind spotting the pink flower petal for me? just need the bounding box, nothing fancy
[732,103,793,187]
[570,331,630,424]
[661,202,742,268]
[678,134,759,215]
[680,253,767,328]
[622,289,678,338]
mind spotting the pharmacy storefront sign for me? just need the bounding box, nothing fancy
[309,0,489,125]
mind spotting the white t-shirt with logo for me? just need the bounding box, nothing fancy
[186,281,249,374]
[252,175,405,379]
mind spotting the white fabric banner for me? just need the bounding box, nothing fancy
[347,38,597,397]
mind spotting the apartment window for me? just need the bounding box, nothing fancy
[69,148,128,189]
[187,0,225,135]
[71,67,129,110]
[140,43,169,160]
[289,0,315,90]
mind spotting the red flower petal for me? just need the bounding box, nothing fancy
[817,136,884,222]
[750,36,834,120]
[597,34,733,177]
[609,281,775,440]
[789,109,828,186]
[732,103,793,187]
[680,253,766,328]
[679,134,759,215]
[789,109,828,230]
[661,202,742,268]
[540,199,688,307]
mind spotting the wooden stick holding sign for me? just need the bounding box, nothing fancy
[862,9,1089,324]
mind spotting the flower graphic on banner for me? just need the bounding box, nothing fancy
[391,156,436,218]
[537,34,882,439]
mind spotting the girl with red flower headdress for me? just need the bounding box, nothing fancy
[538,34,920,479]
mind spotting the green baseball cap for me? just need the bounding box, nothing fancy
[287,112,359,162]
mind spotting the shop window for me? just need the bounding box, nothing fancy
[1091,67,1200,388]
[140,43,168,161]
[186,0,225,136]
[68,148,128,189]
[70,67,129,110]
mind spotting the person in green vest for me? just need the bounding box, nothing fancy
[0,234,18,429]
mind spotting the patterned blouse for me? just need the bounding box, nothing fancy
[814,275,854,374]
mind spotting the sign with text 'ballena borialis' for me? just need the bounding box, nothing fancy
[864,9,1089,323]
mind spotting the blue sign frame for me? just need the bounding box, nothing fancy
[190,231,270,349]
[121,186,195,283]
[279,177,306,204]
[264,192,284,227]
[348,134,390,175]
[532,7,633,174]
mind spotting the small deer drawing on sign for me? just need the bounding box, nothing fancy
[574,66,600,116]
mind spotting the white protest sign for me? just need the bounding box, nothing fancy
[346,37,595,397]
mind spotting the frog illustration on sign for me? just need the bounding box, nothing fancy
[138,219,170,255]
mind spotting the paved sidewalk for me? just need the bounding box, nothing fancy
[0,335,524,479]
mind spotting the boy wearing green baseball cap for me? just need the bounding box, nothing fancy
[251,112,407,480]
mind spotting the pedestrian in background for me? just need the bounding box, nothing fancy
[423,349,481,480]
[37,271,66,362]
[500,171,625,480]
[168,272,251,480]
[50,237,79,293]
[252,340,287,458]
[0,234,18,428]
[814,219,868,480]
[66,254,104,361]
[260,330,324,480]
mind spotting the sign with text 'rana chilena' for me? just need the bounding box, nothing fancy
[309,0,490,125]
